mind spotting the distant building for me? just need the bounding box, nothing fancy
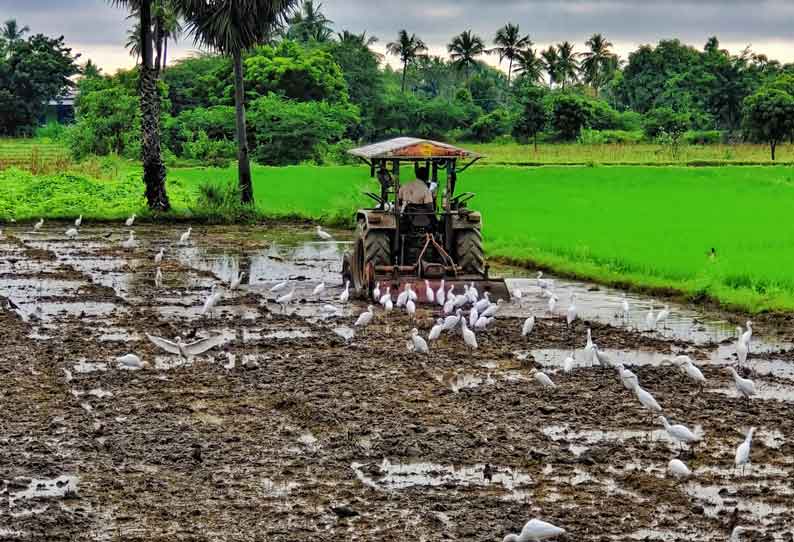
[42,90,76,124]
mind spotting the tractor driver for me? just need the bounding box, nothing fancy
[398,166,434,206]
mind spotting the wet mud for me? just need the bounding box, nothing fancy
[0,224,792,541]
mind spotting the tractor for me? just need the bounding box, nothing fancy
[341,137,508,302]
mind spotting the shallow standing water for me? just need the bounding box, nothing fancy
[1,223,793,541]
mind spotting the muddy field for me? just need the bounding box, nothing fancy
[1,223,792,541]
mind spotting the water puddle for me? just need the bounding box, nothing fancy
[9,475,80,509]
[73,361,108,374]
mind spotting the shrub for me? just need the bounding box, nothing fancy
[182,130,236,168]
[643,107,690,140]
[66,86,139,159]
[164,106,236,156]
[192,180,256,223]
[35,122,67,142]
[549,93,592,140]
[465,108,513,142]
[577,129,643,145]
[684,130,723,145]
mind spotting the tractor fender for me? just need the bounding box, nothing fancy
[451,211,482,230]
[356,210,396,231]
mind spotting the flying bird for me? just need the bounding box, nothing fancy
[146,333,226,360]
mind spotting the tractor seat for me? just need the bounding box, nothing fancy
[403,203,437,230]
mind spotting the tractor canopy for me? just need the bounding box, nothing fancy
[348,137,481,161]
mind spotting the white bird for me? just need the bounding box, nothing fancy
[65,227,79,239]
[429,318,444,340]
[201,285,223,317]
[730,527,749,542]
[116,353,145,369]
[379,287,391,307]
[658,416,700,449]
[316,225,333,240]
[321,304,340,315]
[460,319,478,350]
[534,371,556,389]
[453,290,469,308]
[563,355,574,373]
[74,215,82,227]
[735,427,755,474]
[583,328,595,364]
[736,326,749,366]
[435,279,446,306]
[503,518,565,542]
[675,356,706,388]
[474,316,492,329]
[372,281,381,302]
[179,227,192,244]
[474,293,491,313]
[154,266,163,288]
[443,297,455,316]
[536,271,554,291]
[396,285,409,307]
[741,320,753,349]
[312,282,325,297]
[407,284,418,302]
[547,294,557,313]
[33,218,44,231]
[468,283,479,302]
[146,333,225,360]
[566,294,577,326]
[621,293,630,321]
[616,364,638,390]
[482,299,503,318]
[409,328,429,354]
[469,306,479,328]
[276,287,296,312]
[424,280,435,304]
[125,214,135,227]
[63,368,73,382]
[270,281,288,293]
[592,345,614,369]
[406,298,416,319]
[625,378,662,414]
[384,296,393,313]
[230,271,245,291]
[154,248,164,265]
[512,288,523,305]
[223,353,236,371]
[354,305,374,327]
[121,230,137,249]
[646,300,656,329]
[442,309,463,332]
[668,458,692,480]
[522,315,535,337]
[655,304,670,327]
[339,280,350,303]
[726,367,756,400]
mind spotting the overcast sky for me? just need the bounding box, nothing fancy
[2,0,794,73]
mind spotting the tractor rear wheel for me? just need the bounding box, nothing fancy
[455,229,485,276]
[352,221,391,296]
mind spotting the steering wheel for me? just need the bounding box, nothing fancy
[452,192,476,207]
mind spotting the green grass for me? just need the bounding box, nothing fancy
[3,160,794,312]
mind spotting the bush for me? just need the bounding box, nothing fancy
[35,122,67,141]
[66,86,140,159]
[192,180,256,223]
[321,138,358,165]
[684,130,723,145]
[643,107,690,140]
[616,110,643,131]
[549,93,592,140]
[577,129,643,144]
[182,130,236,168]
[164,106,236,156]
[465,108,513,142]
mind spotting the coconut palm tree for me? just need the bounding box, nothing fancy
[580,33,616,94]
[180,0,297,204]
[555,41,580,90]
[489,23,530,84]
[125,22,142,65]
[337,30,378,47]
[1,19,29,42]
[387,30,427,93]
[514,48,545,84]
[110,0,170,211]
[540,46,560,88]
[154,1,183,74]
[287,1,333,43]
[447,30,486,83]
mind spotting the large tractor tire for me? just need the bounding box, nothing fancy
[455,228,485,276]
[352,221,391,297]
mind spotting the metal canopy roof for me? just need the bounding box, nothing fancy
[348,137,481,160]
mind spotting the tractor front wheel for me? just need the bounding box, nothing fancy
[455,229,485,276]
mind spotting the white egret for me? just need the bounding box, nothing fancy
[354,305,374,327]
[321,304,340,315]
[230,271,245,291]
[547,294,557,313]
[406,298,416,319]
[443,297,456,316]
[522,315,535,337]
[63,368,73,382]
[270,281,288,293]
[339,280,350,303]
[655,304,670,328]
[442,309,462,332]
[384,296,393,313]
[125,214,135,227]
[621,293,630,321]
[424,280,435,304]
[154,266,163,288]
[201,285,223,317]
[735,427,755,474]
[616,364,638,390]
[179,227,192,245]
[563,355,574,373]
[435,279,446,306]
[566,294,578,326]
[475,316,492,329]
[646,300,656,329]
[469,306,479,329]
[730,527,748,542]
[74,215,82,227]
[379,287,391,307]
[316,225,333,240]
[512,288,523,305]
[503,518,565,542]
[312,282,326,297]
[741,320,753,349]
[146,333,225,360]
[154,247,164,265]
[668,458,692,480]
[725,367,756,400]
[533,371,556,389]
[584,328,595,364]
[625,378,662,416]
[396,286,409,307]
[65,227,79,239]
[460,319,478,350]
[372,281,381,301]
[675,356,706,389]
[474,293,491,313]
[276,287,296,312]
[429,318,444,340]
[482,299,503,318]
[454,290,469,308]
[33,218,44,231]
[116,353,145,369]
[657,416,700,449]
[121,230,137,249]
[736,326,748,366]
[468,283,480,302]
[536,271,554,291]
[592,345,614,369]
[407,284,418,302]
[410,328,429,354]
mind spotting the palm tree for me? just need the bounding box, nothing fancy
[1,19,29,42]
[387,30,427,93]
[287,0,333,42]
[489,23,530,84]
[447,30,486,83]
[580,33,616,94]
[555,41,580,90]
[110,0,170,211]
[514,48,545,84]
[180,0,297,205]
[540,46,559,88]
[154,1,183,74]
[337,30,377,47]
[125,22,142,65]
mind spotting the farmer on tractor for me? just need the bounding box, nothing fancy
[398,166,433,206]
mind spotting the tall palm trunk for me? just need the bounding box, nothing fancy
[507,57,513,85]
[401,60,407,93]
[139,0,170,211]
[233,51,253,204]
[163,35,168,73]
